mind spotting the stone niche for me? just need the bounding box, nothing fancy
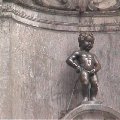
[1,0,120,119]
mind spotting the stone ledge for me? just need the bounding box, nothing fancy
[1,2,120,32]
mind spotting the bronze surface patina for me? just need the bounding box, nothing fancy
[66,32,101,103]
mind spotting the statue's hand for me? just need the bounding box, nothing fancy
[89,69,96,74]
[76,66,81,73]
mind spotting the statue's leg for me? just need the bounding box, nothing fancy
[90,74,98,101]
[80,70,89,102]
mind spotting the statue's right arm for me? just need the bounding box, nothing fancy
[66,51,81,72]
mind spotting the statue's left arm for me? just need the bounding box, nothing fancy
[94,55,101,73]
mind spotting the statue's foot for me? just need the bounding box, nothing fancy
[81,97,89,104]
[81,97,102,105]
[83,97,89,102]
[90,97,102,104]
[90,97,97,101]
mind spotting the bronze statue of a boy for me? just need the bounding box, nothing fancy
[66,32,101,102]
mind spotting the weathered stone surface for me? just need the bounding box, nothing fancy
[1,2,120,119]
[0,19,12,118]
[0,18,120,119]
[9,20,80,119]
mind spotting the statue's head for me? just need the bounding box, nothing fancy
[78,32,94,51]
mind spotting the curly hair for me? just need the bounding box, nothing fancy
[78,32,94,45]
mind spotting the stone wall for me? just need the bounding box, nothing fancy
[0,18,120,119]
[1,0,120,119]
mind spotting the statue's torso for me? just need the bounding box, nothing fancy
[78,51,95,71]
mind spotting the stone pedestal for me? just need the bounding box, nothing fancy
[63,103,120,120]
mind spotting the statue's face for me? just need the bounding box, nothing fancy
[82,37,94,51]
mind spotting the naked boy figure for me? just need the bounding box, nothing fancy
[66,32,101,102]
